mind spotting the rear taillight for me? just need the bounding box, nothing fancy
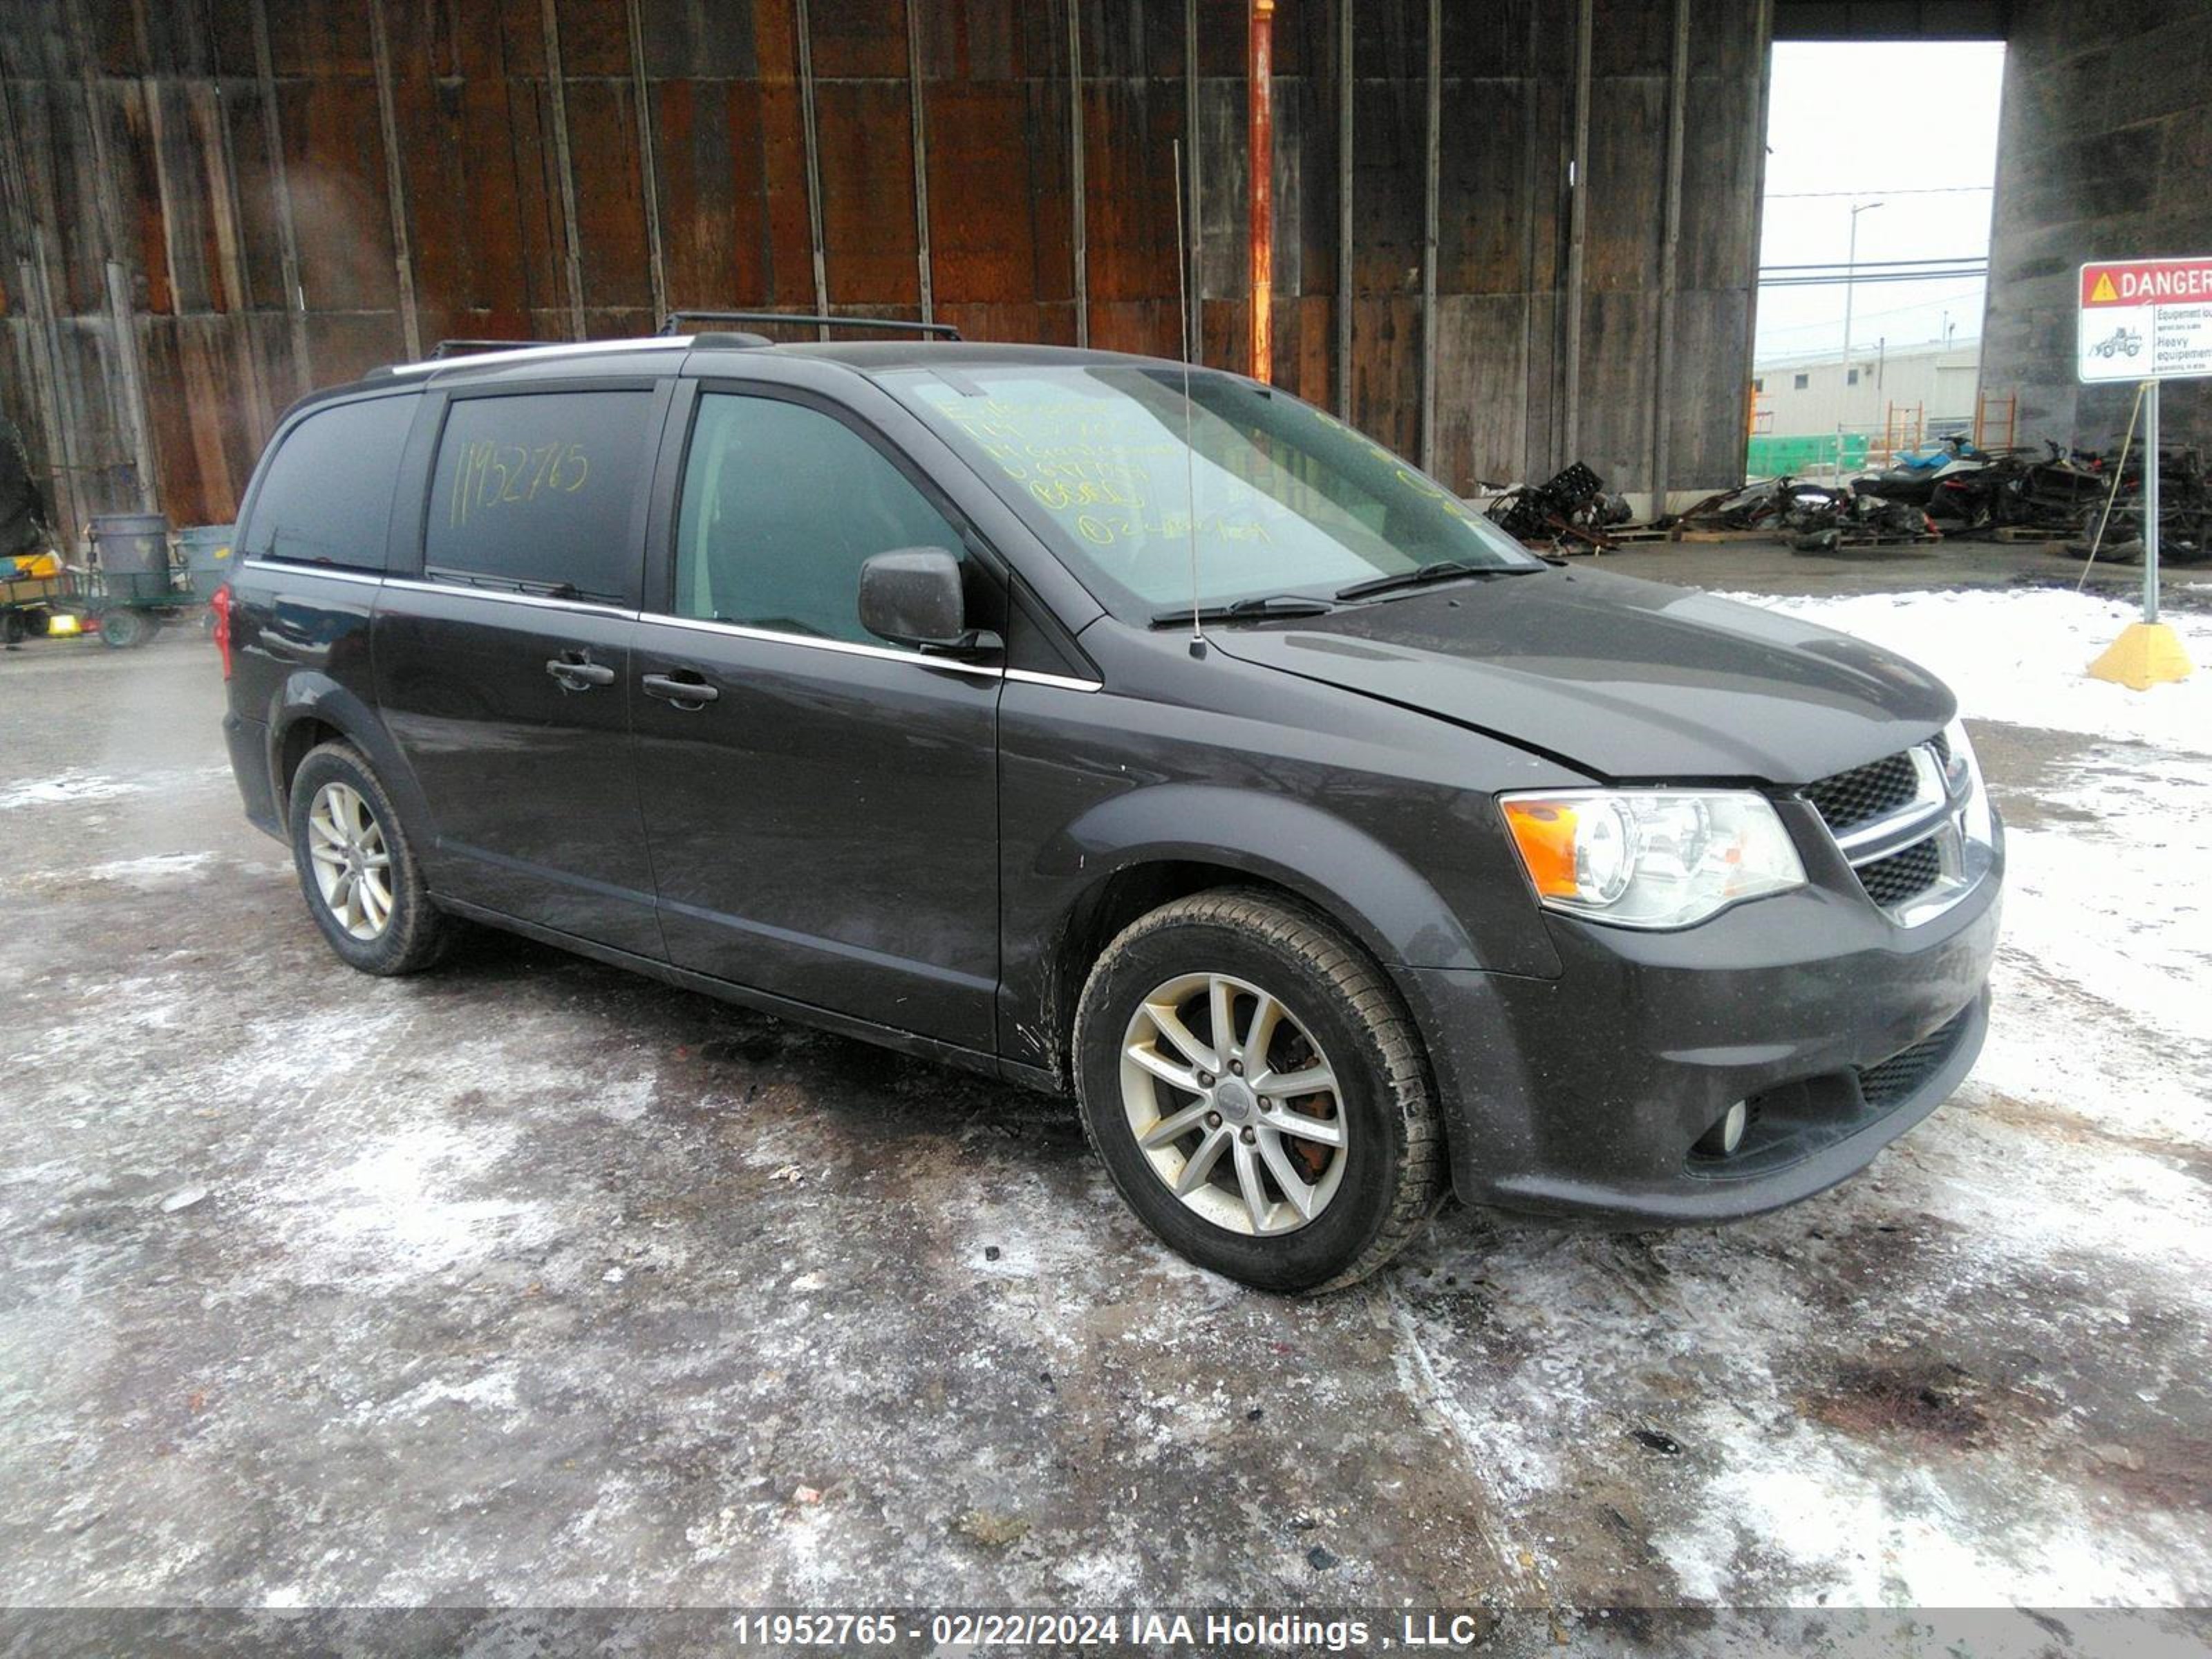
[210,581,233,679]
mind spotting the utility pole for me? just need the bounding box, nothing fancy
[1841,199,1884,382]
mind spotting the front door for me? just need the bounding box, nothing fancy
[373,382,669,958]
[631,387,1001,1050]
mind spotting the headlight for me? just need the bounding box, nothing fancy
[1943,716,1996,846]
[1499,789,1806,929]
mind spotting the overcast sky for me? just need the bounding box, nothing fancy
[1754,41,2006,366]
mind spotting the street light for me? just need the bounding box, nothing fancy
[1841,200,1884,378]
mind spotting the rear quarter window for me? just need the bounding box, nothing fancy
[241,393,419,570]
[424,389,657,601]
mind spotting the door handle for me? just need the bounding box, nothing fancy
[545,655,615,691]
[641,671,720,707]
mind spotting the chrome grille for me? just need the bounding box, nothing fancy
[1802,740,1960,919]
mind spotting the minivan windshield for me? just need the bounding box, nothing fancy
[882,364,1540,619]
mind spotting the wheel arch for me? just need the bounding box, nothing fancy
[1018,784,1485,1089]
[263,673,436,853]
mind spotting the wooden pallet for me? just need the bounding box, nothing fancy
[1675,527,1773,543]
[1605,525,1678,544]
[1987,525,2069,544]
[1832,531,1942,549]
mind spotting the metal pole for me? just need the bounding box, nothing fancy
[1841,200,1882,377]
[1841,214,1857,366]
[1417,0,1438,468]
[541,0,586,340]
[105,259,159,512]
[627,0,669,324]
[250,0,311,392]
[1069,0,1089,348]
[1183,0,1201,364]
[1649,0,1689,507]
[794,0,829,337]
[368,0,423,362]
[1247,0,1274,382]
[2143,378,2160,625]
[906,0,934,324]
[1334,0,1352,415]
[1560,0,1591,467]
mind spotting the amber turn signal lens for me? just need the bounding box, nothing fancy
[1501,798,1580,899]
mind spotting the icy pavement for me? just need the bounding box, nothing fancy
[0,596,2206,1619]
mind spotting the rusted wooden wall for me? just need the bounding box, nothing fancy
[0,0,1768,541]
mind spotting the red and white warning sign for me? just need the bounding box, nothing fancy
[2079,256,2212,383]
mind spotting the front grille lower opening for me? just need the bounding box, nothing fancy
[1855,1006,1973,1109]
[1857,835,1943,908]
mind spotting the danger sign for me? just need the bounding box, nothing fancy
[2079,256,2212,384]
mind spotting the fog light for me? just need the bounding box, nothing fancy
[1695,1100,1748,1158]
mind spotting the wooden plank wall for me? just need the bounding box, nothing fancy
[0,0,1767,537]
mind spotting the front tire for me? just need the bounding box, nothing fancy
[287,742,452,975]
[1072,890,1442,1293]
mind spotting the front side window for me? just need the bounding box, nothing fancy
[881,364,1538,619]
[424,390,656,600]
[243,394,419,570]
[673,393,965,646]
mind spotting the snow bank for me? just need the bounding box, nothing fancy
[1715,587,2211,751]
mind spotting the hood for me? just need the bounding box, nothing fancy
[1208,568,1953,785]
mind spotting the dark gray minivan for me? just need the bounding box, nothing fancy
[216,330,2002,1291]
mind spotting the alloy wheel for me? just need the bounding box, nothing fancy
[306,780,394,941]
[1118,971,1349,1237]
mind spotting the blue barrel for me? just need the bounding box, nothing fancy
[177,523,235,600]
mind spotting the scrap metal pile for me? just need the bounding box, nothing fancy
[1667,436,2209,561]
[1483,463,1633,550]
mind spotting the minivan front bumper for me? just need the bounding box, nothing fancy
[1407,825,2003,1226]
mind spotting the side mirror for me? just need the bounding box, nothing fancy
[857,547,997,655]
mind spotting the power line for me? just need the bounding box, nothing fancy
[1761,255,1987,272]
[1765,185,1994,199]
[1760,269,1987,288]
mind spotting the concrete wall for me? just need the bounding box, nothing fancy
[0,0,1772,540]
[1980,0,2212,452]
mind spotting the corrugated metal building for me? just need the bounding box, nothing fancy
[0,0,1770,540]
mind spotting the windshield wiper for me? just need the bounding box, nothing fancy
[1148,594,1335,628]
[1335,560,1540,602]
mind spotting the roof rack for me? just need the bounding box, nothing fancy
[658,310,962,341]
[429,338,556,359]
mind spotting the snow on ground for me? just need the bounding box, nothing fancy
[1715,585,2211,749]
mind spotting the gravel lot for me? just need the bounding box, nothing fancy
[2,553,2209,1629]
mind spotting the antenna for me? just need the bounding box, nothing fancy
[1173,138,1204,653]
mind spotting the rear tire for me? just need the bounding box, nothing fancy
[1071,889,1442,1293]
[287,742,452,975]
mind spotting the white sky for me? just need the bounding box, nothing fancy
[1754,41,2006,366]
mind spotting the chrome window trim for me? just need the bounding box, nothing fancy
[380,574,638,622]
[637,610,1004,680]
[238,557,385,588]
[386,336,695,377]
[241,559,1105,688]
[1005,668,1103,693]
